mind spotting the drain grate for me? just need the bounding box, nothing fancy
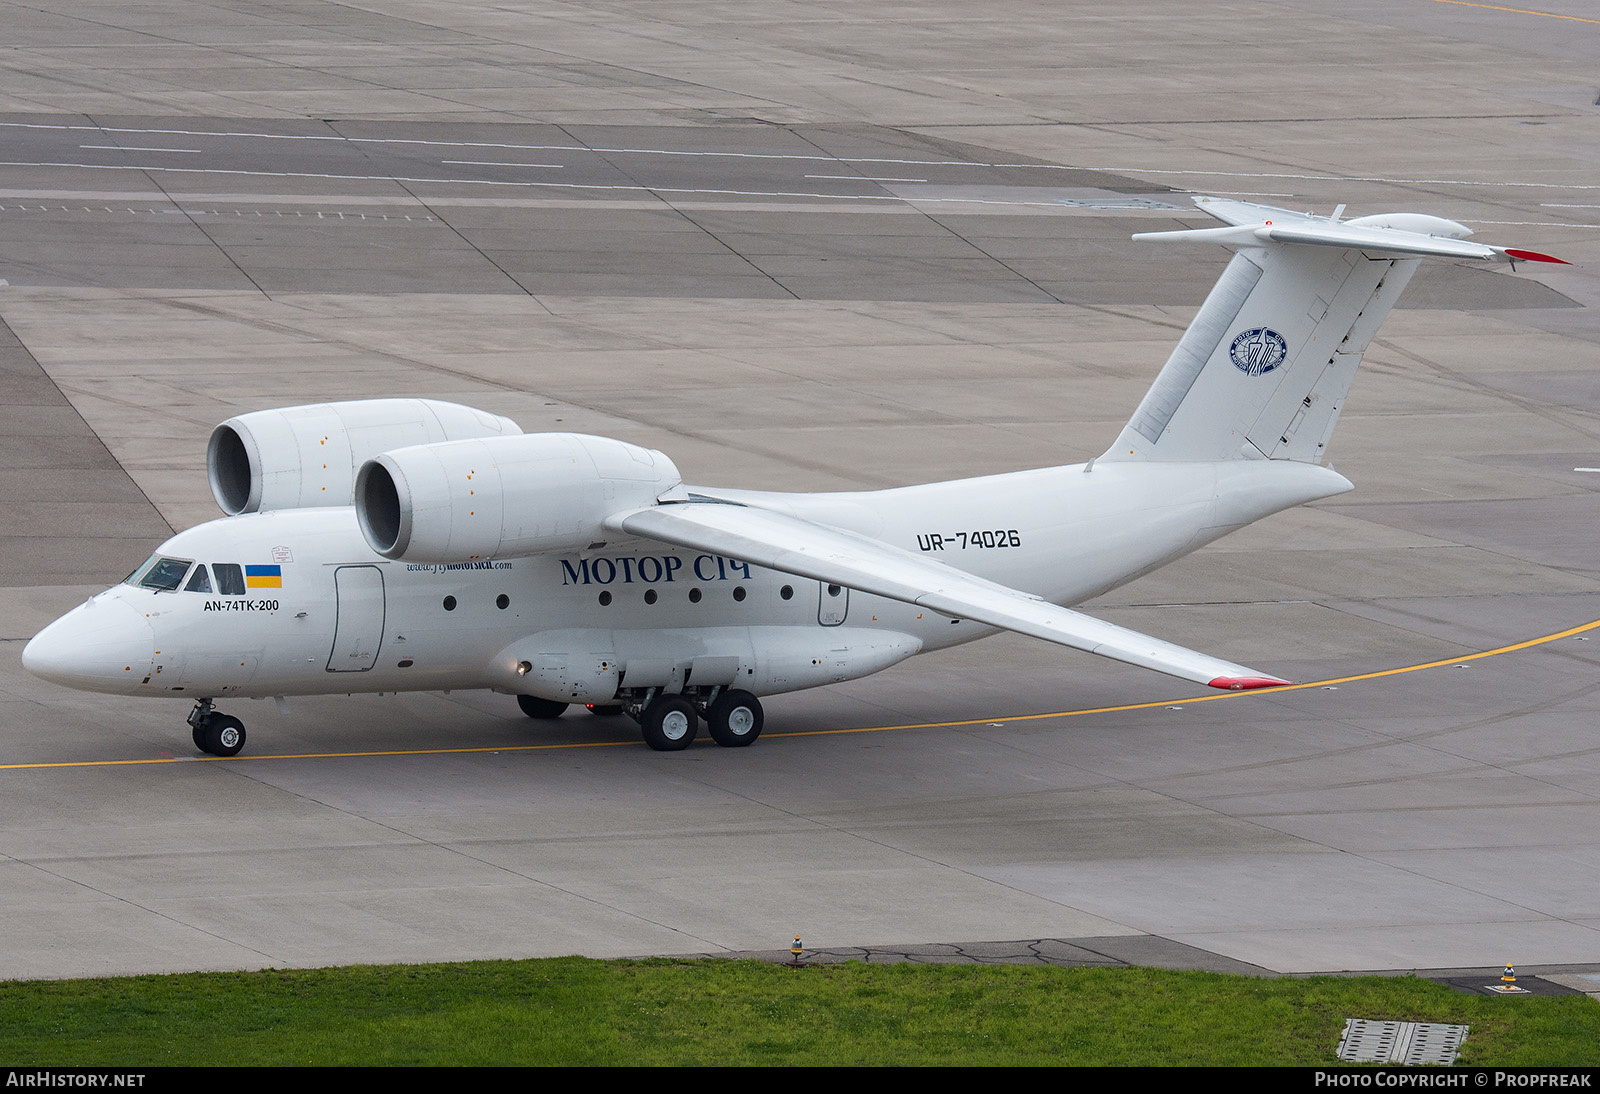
[1338,1019,1469,1065]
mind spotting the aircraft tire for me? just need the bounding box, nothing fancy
[707,690,763,748]
[640,695,698,752]
[204,715,246,757]
[585,704,625,717]
[517,694,569,720]
[192,721,209,753]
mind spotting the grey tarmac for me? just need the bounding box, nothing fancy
[1,0,1599,980]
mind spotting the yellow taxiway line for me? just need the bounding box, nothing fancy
[5,615,1600,770]
[1429,1,1600,26]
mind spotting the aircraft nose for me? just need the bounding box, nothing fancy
[22,597,156,694]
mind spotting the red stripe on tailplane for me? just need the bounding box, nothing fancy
[1504,248,1571,265]
[1209,675,1291,691]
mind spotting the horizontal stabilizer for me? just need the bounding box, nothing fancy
[607,501,1289,691]
[1134,196,1569,264]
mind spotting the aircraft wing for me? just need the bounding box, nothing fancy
[606,502,1289,691]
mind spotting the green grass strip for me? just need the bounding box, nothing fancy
[2,958,1596,1066]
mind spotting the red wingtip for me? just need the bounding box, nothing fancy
[1208,675,1291,691]
[1504,248,1571,265]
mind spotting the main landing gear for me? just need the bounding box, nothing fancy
[187,698,246,757]
[514,687,766,752]
[627,688,764,752]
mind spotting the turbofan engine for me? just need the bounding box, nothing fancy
[354,433,685,562]
[206,399,522,515]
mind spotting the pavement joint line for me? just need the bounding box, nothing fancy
[6,615,1599,772]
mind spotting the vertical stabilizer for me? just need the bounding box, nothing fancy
[1103,197,1561,465]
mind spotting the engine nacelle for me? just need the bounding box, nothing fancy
[207,399,522,516]
[355,433,685,562]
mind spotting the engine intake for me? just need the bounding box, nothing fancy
[355,433,684,562]
[207,399,522,515]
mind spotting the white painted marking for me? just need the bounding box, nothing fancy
[0,162,1100,208]
[1573,467,1600,472]
[5,122,971,166]
[441,160,564,169]
[805,175,929,182]
[1462,219,1598,228]
[0,198,435,223]
[79,145,200,154]
[1075,164,1600,191]
[2,122,1594,197]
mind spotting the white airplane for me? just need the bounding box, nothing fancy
[22,197,1568,756]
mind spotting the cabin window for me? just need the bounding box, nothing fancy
[128,555,193,592]
[184,565,212,593]
[213,563,246,596]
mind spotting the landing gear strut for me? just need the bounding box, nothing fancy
[187,698,246,757]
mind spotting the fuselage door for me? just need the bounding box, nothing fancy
[818,582,848,626]
[327,565,385,672]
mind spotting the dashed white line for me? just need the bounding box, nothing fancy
[805,175,929,182]
[79,145,200,154]
[0,161,1083,207]
[4,122,1598,197]
[1097,165,1600,191]
[441,160,564,169]
[0,202,434,222]
[1460,219,1599,227]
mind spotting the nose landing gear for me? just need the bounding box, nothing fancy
[187,698,246,757]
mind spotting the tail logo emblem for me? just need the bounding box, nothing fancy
[1229,327,1288,376]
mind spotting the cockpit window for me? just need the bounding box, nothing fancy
[213,563,245,596]
[184,565,212,594]
[128,556,193,592]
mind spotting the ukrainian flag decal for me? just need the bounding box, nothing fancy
[245,564,283,589]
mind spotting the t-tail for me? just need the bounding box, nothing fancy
[1103,196,1567,464]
